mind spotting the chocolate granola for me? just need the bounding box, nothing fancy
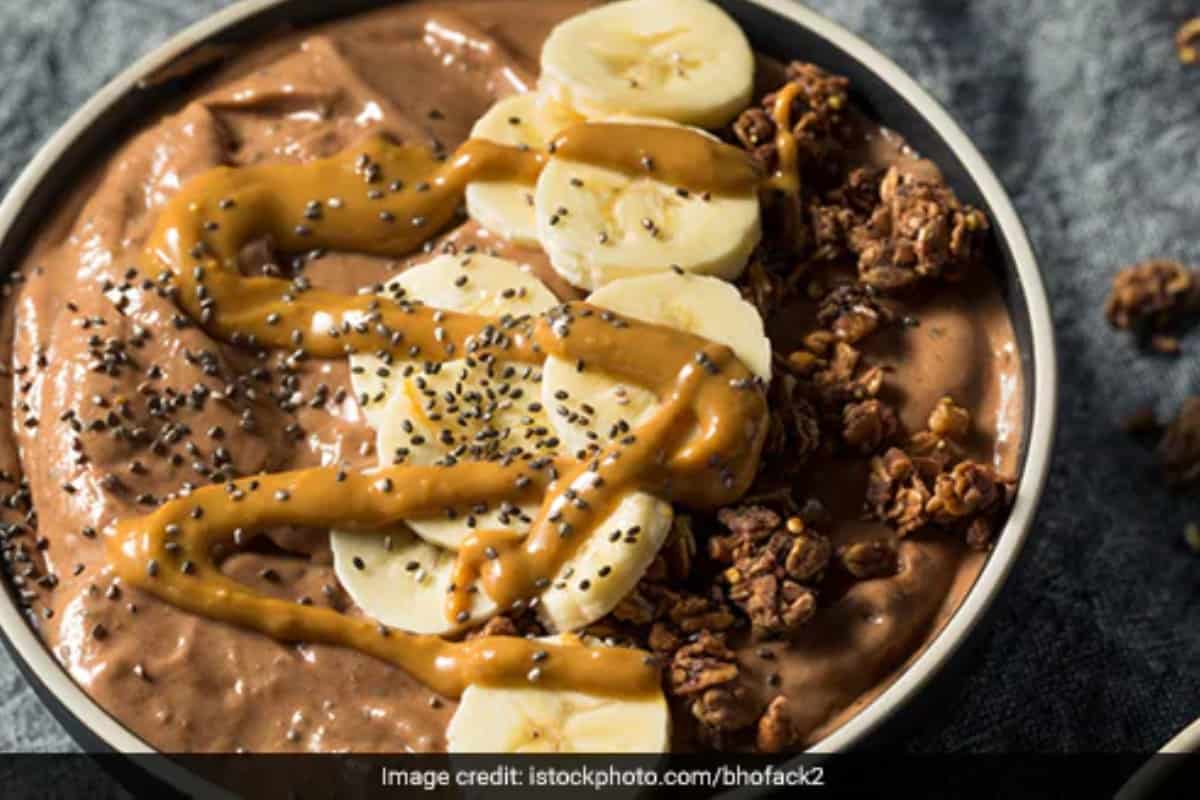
[1106,259,1200,353]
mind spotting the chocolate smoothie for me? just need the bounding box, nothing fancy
[0,0,1021,754]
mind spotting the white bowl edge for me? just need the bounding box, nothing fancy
[0,0,1058,775]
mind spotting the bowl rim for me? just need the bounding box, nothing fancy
[1114,715,1200,799]
[0,0,1058,769]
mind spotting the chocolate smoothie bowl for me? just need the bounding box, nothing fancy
[0,0,1054,769]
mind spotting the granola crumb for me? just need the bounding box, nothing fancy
[1151,334,1181,354]
[1177,18,1200,64]
[1105,260,1200,346]
[928,396,972,441]
[756,696,798,753]
[842,398,901,454]
[465,611,543,640]
[839,540,900,580]
[817,283,894,343]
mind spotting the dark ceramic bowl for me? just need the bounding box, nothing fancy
[0,0,1056,786]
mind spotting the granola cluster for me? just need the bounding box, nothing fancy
[842,398,901,454]
[849,167,990,291]
[760,331,897,475]
[760,271,907,472]
[708,506,827,637]
[1105,259,1200,352]
[669,632,758,747]
[732,62,853,182]
[808,167,884,263]
[776,274,908,463]
[1177,17,1200,65]
[596,498,908,749]
[866,398,1014,548]
[732,60,989,296]
[816,283,894,343]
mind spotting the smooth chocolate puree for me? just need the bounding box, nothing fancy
[3,0,1022,752]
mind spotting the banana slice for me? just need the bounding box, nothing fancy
[465,93,578,247]
[349,252,559,427]
[539,0,754,129]
[350,253,558,548]
[534,118,761,290]
[330,526,496,635]
[542,271,772,459]
[340,255,675,634]
[368,358,552,550]
[447,635,670,753]
[538,481,673,633]
[349,253,559,426]
[332,480,671,635]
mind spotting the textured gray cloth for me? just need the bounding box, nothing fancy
[0,0,1198,756]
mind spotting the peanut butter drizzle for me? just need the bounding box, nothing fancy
[450,322,765,620]
[110,120,768,700]
[764,81,802,197]
[108,463,659,698]
[551,123,762,195]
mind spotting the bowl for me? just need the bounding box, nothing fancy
[1116,716,1200,799]
[0,0,1057,784]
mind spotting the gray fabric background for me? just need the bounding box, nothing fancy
[0,0,1197,756]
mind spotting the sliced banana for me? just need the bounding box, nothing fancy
[349,253,559,548]
[330,526,496,635]
[447,635,670,753]
[539,0,754,129]
[534,118,761,290]
[370,251,559,320]
[465,93,577,247]
[538,481,673,633]
[333,480,671,635]
[543,271,772,459]
[349,252,559,428]
[367,337,553,544]
[341,255,676,635]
